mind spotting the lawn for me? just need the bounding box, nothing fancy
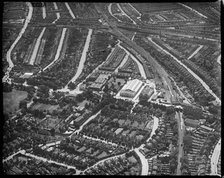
[3,89,28,115]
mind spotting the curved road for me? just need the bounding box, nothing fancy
[3,2,33,83]
[108,3,121,22]
[134,148,148,175]
[117,3,136,25]
[146,116,159,142]
[118,44,146,79]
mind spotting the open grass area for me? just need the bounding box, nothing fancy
[3,89,28,115]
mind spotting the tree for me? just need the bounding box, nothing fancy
[19,100,27,109]
[139,93,149,102]
[208,105,218,115]
[68,82,76,90]
[170,158,177,173]
[76,93,85,102]
[103,84,109,93]
[183,135,192,151]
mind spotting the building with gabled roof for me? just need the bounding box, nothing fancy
[120,79,144,98]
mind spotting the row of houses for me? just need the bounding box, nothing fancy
[186,124,215,175]
[33,134,127,170]
[4,154,77,175]
[85,152,141,175]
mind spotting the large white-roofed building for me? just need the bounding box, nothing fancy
[119,79,144,98]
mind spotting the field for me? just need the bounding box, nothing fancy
[3,89,28,115]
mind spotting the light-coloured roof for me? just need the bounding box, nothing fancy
[200,125,213,131]
[121,79,143,93]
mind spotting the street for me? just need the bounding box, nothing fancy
[210,139,221,175]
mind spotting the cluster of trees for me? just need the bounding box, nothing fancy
[180,156,191,175]
[40,28,59,68]
[133,102,167,118]
[37,28,87,89]
[3,82,12,92]
[183,59,220,97]
[90,93,115,114]
[169,147,178,174]
[72,31,117,87]
[2,116,38,158]
[135,37,215,106]
[199,132,220,158]
[183,134,193,153]
[182,105,203,120]
[27,77,58,90]
[166,113,178,145]
[69,3,100,19]
[83,103,156,148]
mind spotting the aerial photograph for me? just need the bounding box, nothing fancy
[2,2,221,175]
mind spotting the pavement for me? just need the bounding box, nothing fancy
[176,111,185,175]
[210,139,221,175]
[3,2,33,84]
[134,148,149,175]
